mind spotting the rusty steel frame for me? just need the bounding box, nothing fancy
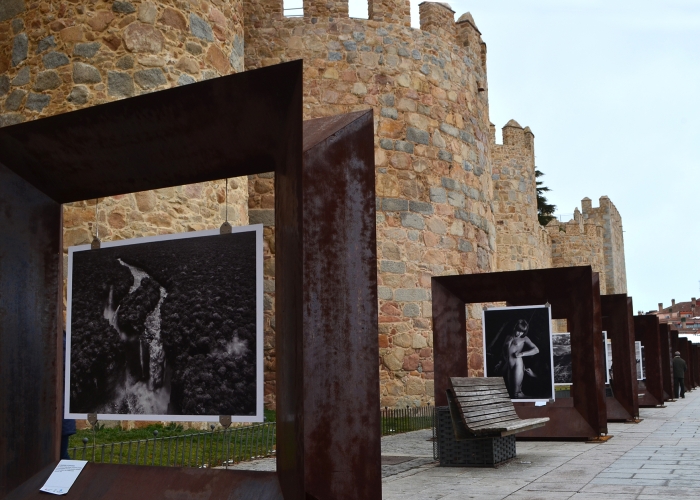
[678,337,693,392]
[0,61,380,500]
[600,295,639,421]
[658,324,674,401]
[634,315,664,407]
[694,345,700,389]
[432,266,608,440]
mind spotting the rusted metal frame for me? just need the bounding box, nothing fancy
[0,60,382,499]
[0,163,63,496]
[299,111,381,500]
[694,345,700,388]
[634,315,664,406]
[658,324,674,400]
[432,266,607,439]
[600,295,639,420]
[678,338,692,391]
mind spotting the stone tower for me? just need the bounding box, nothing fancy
[0,1,249,328]
[244,0,496,407]
[581,196,627,294]
[491,119,553,271]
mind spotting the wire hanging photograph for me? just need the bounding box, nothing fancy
[483,305,555,402]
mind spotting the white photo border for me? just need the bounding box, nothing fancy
[482,304,555,403]
[65,225,264,423]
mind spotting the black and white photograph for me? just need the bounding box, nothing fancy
[65,227,263,422]
[552,333,572,386]
[604,332,612,384]
[635,341,644,380]
[483,305,554,402]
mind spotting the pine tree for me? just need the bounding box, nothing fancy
[536,169,556,226]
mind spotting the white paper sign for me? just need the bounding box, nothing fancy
[40,460,88,495]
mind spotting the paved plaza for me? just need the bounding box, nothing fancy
[233,388,700,498]
[382,389,700,499]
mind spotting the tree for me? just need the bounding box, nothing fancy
[536,169,556,226]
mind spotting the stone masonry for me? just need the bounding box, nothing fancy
[244,0,497,408]
[1,0,629,412]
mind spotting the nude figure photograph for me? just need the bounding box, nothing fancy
[483,305,554,402]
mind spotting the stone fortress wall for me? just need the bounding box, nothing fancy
[1,0,628,412]
[244,0,498,407]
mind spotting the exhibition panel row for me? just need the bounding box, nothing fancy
[433,266,688,441]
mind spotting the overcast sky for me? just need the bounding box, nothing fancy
[338,1,700,312]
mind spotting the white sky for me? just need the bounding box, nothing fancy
[331,0,700,312]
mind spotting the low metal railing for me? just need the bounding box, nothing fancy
[69,422,276,468]
[381,405,434,436]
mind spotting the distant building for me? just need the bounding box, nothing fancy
[648,298,699,332]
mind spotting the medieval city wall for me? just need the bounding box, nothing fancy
[491,120,552,271]
[1,1,629,412]
[547,207,607,293]
[244,0,497,407]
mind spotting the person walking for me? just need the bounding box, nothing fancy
[673,351,687,399]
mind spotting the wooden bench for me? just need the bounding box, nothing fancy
[446,377,549,439]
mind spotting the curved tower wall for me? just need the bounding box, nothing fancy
[244,0,496,407]
[1,1,249,331]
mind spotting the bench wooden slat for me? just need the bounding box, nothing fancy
[451,377,504,386]
[447,377,550,440]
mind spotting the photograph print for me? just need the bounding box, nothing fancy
[552,333,572,385]
[604,332,612,384]
[483,305,554,402]
[635,341,644,380]
[66,226,263,422]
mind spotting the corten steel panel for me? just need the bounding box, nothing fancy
[300,111,380,500]
[0,164,62,495]
[659,324,674,400]
[0,64,303,205]
[601,295,639,421]
[694,345,700,388]
[432,266,608,439]
[1,62,381,500]
[634,315,664,407]
[678,338,692,391]
[7,462,282,500]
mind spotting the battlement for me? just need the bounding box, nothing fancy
[581,195,622,222]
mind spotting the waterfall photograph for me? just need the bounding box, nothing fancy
[65,227,262,422]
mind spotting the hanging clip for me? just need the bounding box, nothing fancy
[219,415,231,429]
[220,178,232,234]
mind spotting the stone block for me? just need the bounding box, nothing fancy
[382,198,408,212]
[395,288,429,302]
[380,260,406,274]
[36,36,56,54]
[381,107,398,119]
[177,74,196,86]
[378,286,393,300]
[0,113,25,127]
[400,212,424,230]
[438,149,453,162]
[429,187,447,203]
[34,70,61,91]
[395,141,414,153]
[107,71,134,97]
[0,0,24,22]
[409,200,433,214]
[403,303,420,317]
[134,68,166,89]
[74,63,102,84]
[67,85,90,104]
[43,52,69,69]
[11,66,29,86]
[25,92,50,112]
[12,33,28,67]
[123,23,165,53]
[73,43,101,59]
[4,89,25,111]
[138,2,158,24]
[249,209,274,226]
[112,1,136,14]
[406,127,429,145]
[458,239,474,253]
